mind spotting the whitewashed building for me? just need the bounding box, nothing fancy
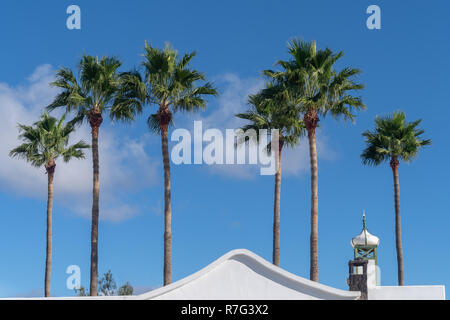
[347,213,444,299]
[115,214,446,300]
[5,214,446,300]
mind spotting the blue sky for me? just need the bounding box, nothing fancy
[0,0,449,297]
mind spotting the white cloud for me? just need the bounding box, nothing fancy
[283,132,338,176]
[150,199,162,216]
[0,65,159,222]
[202,73,265,130]
[179,73,337,179]
[178,73,264,179]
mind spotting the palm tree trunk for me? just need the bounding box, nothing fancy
[45,161,55,297]
[89,109,102,296]
[273,141,283,266]
[305,112,319,282]
[391,156,404,285]
[161,124,172,285]
[158,103,173,286]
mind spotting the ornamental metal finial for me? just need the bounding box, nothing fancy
[362,210,367,231]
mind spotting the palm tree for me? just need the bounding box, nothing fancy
[265,38,366,281]
[141,42,217,285]
[9,113,89,297]
[236,82,304,266]
[361,111,431,285]
[46,55,145,295]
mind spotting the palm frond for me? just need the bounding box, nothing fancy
[236,80,305,151]
[361,111,431,165]
[270,38,365,122]
[141,42,217,130]
[110,70,147,122]
[48,54,142,125]
[10,113,89,169]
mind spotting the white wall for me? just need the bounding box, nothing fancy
[368,286,446,300]
[145,254,360,300]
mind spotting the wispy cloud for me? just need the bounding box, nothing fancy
[178,73,337,179]
[150,199,162,216]
[283,132,338,176]
[0,65,159,222]
[202,73,265,130]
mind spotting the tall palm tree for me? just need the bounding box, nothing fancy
[9,113,89,297]
[46,55,145,296]
[361,111,431,285]
[141,42,217,285]
[266,38,366,281]
[236,82,304,266]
